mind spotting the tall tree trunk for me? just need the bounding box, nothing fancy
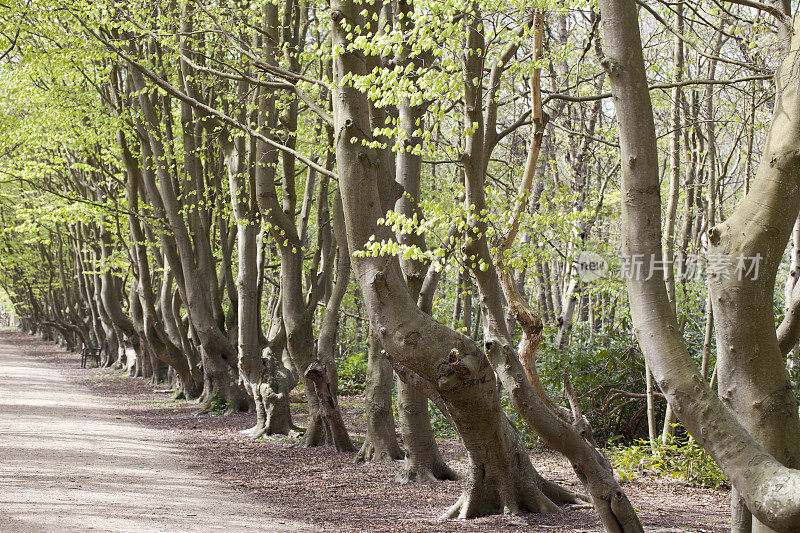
[390,11,461,479]
[119,130,203,398]
[357,326,403,462]
[129,66,244,411]
[222,110,294,435]
[659,2,684,446]
[663,0,683,314]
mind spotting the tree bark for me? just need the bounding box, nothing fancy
[128,65,245,411]
[356,327,403,462]
[305,362,355,453]
[776,215,800,355]
[662,0,683,313]
[222,97,294,435]
[119,129,203,398]
[391,9,461,480]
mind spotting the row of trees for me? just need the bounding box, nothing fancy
[2,0,800,531]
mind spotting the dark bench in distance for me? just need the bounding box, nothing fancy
[81,347,102,368]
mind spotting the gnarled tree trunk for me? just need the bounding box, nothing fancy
[332,0,585,520]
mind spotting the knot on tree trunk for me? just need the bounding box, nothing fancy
[437,348,482,391]
[449,349,472,376]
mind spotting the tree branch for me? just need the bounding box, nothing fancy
[79,22,338,181]
[543,74,773,105]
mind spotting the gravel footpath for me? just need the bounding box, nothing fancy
[0,330,316,533]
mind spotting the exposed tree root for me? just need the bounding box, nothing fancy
[295,413,328,447]
[442,466,565,519]
[540,477,589,505]
[439,384,585,520]
[240,364,298,438]
[239,396,299,438]
[356,436,403,463]
[394,455,460,483]
[294,411,352,452]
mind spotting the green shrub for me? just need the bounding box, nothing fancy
[336,355,367,396]
[534,312,711,444]
[427,400,460,440]
[534,324,652,443]
[501,393,540,449]
[606,435,728,488]
[209,392,230,415]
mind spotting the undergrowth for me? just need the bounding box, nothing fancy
[606,434,728,489]
[208,392,230,415]
[336,355,367,396]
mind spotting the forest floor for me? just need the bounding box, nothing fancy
[4,330,729,532]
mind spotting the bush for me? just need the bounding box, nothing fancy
[501,393,540,449]
[427,400,460,440]
[534,314,711,444]
[606,435,728,488]
[535,324,653,443]
[336,355,367,396]
[209,392,230,415]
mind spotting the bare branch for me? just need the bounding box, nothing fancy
[723,0,791,24]
[543,74,773,105]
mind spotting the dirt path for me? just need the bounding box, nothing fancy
[0,333,316,533]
